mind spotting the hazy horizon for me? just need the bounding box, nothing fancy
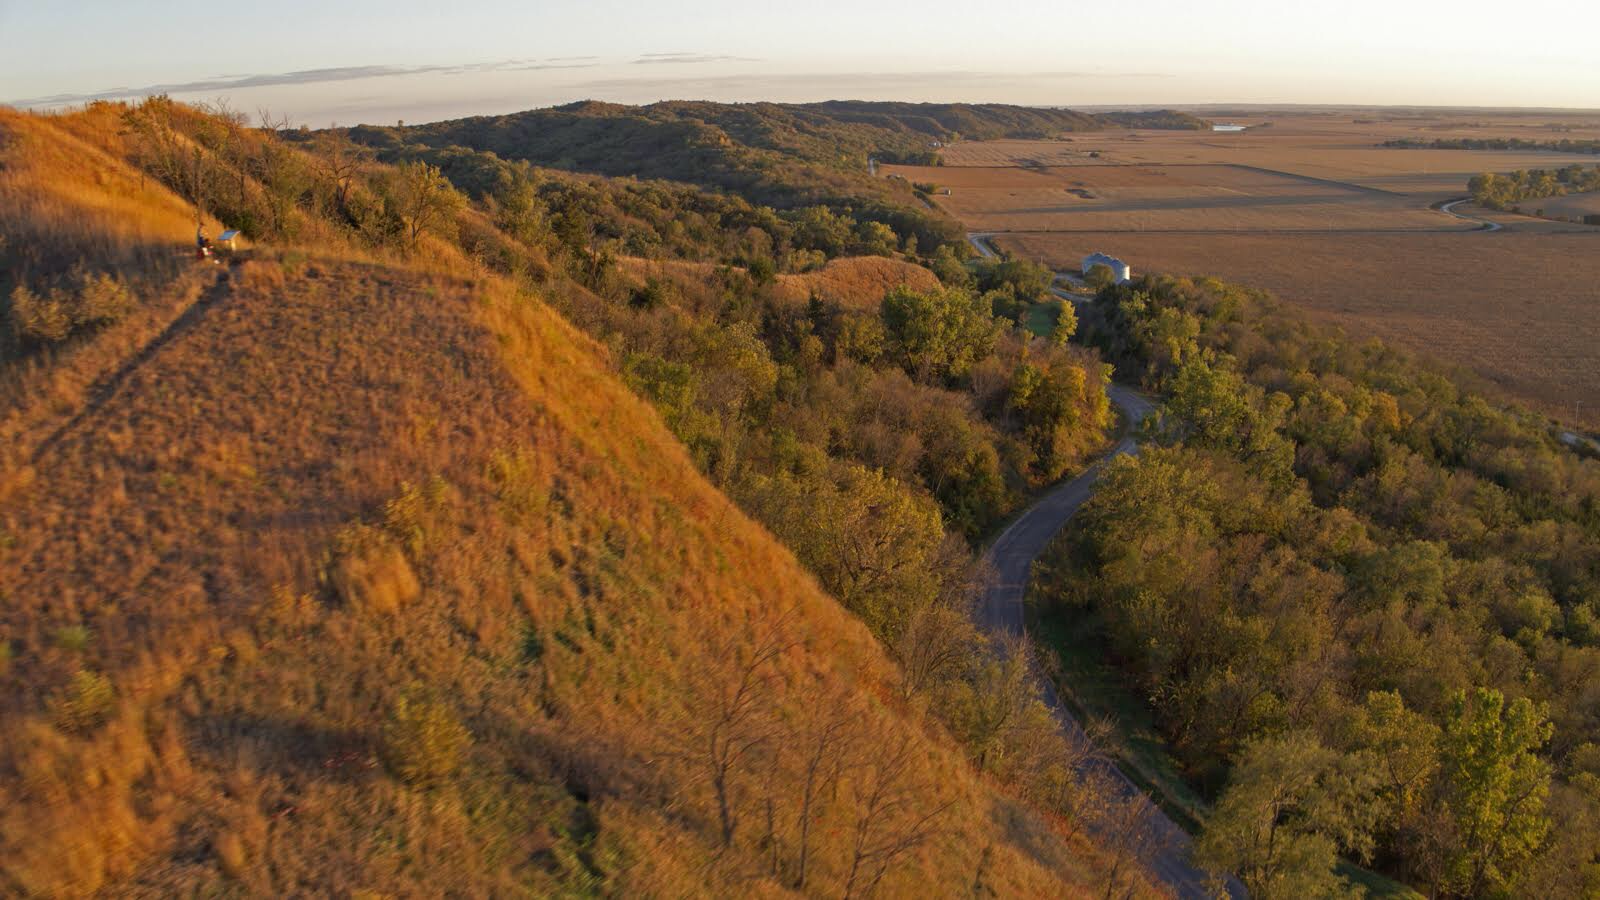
[4,0,1599,126]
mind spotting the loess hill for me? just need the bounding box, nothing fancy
[0,106,1136,895]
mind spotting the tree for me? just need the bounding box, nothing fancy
[880,285,1001,384]
[392,161,465,252]
[489,164,547,245]
[1196,732,1379,900]
[742,464,957,642]
[1429,688,1553,897]
[976,257,1053,303]
[679,618,792,848]
[841,730,954,899]
[790,693,856,889]
[930,243,974,289]
[312,129,370,222]
[254,110,312,239]
[1346,690,1439,838]
[852,220,899,256]
[1085,263,1118,292]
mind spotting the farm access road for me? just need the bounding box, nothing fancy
[973,249,1243,898]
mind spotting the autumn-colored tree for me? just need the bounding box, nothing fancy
[1196,732,1379,900]
[392,161,465,252]
[1428,688,1553,897]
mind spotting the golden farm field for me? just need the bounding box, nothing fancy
[887,161,1447,232]
[1531,191,1600,221]
[996,230,1600,427]
[906,110,1600,426]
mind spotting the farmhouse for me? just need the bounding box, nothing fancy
[1082,252,1132,283]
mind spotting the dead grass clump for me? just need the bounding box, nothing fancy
[325,524,421,616]
[381,694,473,785]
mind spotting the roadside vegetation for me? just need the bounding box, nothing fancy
[1033,274,1600,897]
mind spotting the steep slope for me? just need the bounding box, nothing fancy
[0,107,1142,896]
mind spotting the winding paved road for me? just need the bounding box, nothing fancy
[974,255,1242,898]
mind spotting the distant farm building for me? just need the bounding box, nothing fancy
[1082,252,1131,284]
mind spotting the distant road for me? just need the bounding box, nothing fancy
[1439,198,1504,232]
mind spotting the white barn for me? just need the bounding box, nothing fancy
[1082,252,1132,284]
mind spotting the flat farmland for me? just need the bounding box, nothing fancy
[886,161,1447,232]
[938,138,1110,167]
[995,230,1600,427]
[1531,192,1600,221]
[904,110,1600,425]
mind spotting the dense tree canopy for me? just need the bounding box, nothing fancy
[1036,274,1600,896]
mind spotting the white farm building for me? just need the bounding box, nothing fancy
[1082,252,1131,284]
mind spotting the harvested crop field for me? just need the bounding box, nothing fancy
[995,230,1600,427]
[887,161,1447,232]
[907,110,1600,427]
[1529,192,1600,221]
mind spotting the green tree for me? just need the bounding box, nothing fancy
[392,160,465,252]
[1196,732,1379,900]
[1430,688,1553,897]
[741,464,957,642]
[880,285,1000,384]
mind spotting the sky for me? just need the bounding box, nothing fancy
[2,0,1598,125]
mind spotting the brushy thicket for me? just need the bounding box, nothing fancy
[1035,274,1600,897]
[0,98,1160,898]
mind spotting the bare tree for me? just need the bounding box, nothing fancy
[841,732,955,899]
[893,601,978,700]
[252,109,311,238]
[677,614,796,849]
[1082,769,1162,900]
[312,129,370,223]
[793,693,856,889]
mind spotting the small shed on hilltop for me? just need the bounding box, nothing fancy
[1082,252,1131,284]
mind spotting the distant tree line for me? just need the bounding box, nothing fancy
[1468,164,1600,211]
[1385,136,1600,155]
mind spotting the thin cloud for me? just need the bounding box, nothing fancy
[8,59,598,108]
[573,69,1173,92]
[631,53,760,65]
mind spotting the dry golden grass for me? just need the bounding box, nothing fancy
[0,106,220,273]
[999,230,1600,428]
[771,255,943,307]
[0,104,1144,897]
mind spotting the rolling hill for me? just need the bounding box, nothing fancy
[0,103,1149,896]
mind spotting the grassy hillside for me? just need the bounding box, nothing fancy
[0,103,1153,896]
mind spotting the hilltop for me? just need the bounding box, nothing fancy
[0,101,1147,896]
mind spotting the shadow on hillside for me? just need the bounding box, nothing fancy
[186,711,379,784]
[31,262,237,463]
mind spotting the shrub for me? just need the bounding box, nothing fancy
[7,271,135,346]
[326,524,421,615]
[10,284,71,343]
[381,694,472,784]
[52,669,115,732]
[52,624,92,652]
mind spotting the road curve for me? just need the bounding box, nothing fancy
[1439,198,1503,232]
[976,338,1242,897]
